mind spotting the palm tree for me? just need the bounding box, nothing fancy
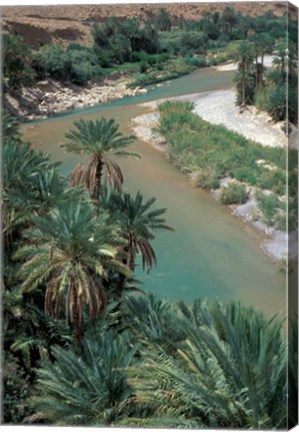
[2,140,51,248]
[14,199,130,341]
[233,42,254,108]
[122,293,186,347]
[250,33,273,88]
[29,330,137,425]
[272,43,287,79]
[102,189,173,297]
[2,135,78,253]
[123,299,287,429]
[272,42,297,82]
[62,118,139,213]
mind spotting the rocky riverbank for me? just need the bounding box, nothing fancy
[131,89,298,263]
[3,78,147,121]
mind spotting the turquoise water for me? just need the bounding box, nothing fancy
[22,67,286,316]
[30,68,234,122]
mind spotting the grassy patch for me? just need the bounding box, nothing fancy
[220,182,248,205]
[255,191,280,226]
[158,101,298,200]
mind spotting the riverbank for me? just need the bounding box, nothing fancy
[131,88,298,263]
[136,88,298,149]
[3,77,148,121]
[214,55,275,72]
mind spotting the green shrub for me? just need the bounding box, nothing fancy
[69,62,93,85]
[274,196,298,232]
[156,62,164,71]
[132,72,149,85]
[255,87,270,112]
[193,168,220,190]
[220,182,248,205]
[67,45,99,82]
[257,168,286,195]
[92,44,113,67]
[264,83,297,125]
[139,60,150,73]
[34,44,68,81]
[3,35,35,89]
[234,166,258,185]
[208,57,218,66]
[184,55,207,68]
[256,191,279,226]
[180,31,208,54]
[266,85,286,122]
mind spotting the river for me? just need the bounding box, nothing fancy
[22,67,286,317]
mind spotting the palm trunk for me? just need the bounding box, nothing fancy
[94,159,103,216]
[72,282,83,344]
[255,55,259,89]
[127,235,135,272]
[128,251,135,272]
[242,71,246,107]
[117,245,129,299]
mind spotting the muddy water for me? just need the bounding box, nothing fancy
[22,68,286,316]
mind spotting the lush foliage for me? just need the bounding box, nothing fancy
[2,112,172,423]
[158,101,297,229]
[220,182,247,205]
[92,18,160,66]
[124,298,287,429]
[26,295,289,429]
[3,7,297,428]
[232,24,298,125]
[3,8,294,92]
[63,117,138,211]
[31,330,138,425]
[3,35,35,90]
[158,101,297,195]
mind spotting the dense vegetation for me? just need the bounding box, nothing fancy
[157,101,298,230]
[2,6,298,428]
[232,12,298,126]
[3,111,296,428]
[3,7,295,96]
[233,39,298,126]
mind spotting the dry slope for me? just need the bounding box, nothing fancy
[1,2,288,49]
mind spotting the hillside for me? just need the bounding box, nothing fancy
[1,2,289,49]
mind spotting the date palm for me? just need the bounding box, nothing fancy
[273,42,298,83]
[102,189,173,297]
[62,118,138,213]
[3,140,51,248]
[250,33,273,88]
[2,137,79,252]
[124,299,287,429]
[233,42,254,108]
[29,330,137,425]
[14,199,130,341]
[272,43,287,79]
